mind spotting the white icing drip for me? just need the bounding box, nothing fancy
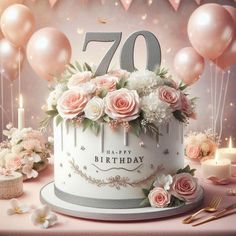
[74,126,77,147]
[124,128,128,146]
[66,121,69,134]
[100,123,104,153]
[61,123,63,152]
[166,123,169,135]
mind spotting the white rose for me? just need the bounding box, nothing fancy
[153,174,173,191]
[67,71,92,89]
[84,97,105,121]
[47,84,65,110]
[77,82,96,94]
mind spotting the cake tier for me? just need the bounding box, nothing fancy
[54,118,184,208]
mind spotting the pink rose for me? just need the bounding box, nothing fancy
[68,71,92,89]
[171,173,201,201]
[108,69,130,79]
[104,88,140,121]
[57,89,89,119]
[94,75,119,92]
[181,93,192,116]
[148,187,171,208]
[186,144,202,160]
[158,86,181,110]
[5,155,22,171]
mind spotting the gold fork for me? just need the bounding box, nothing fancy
[182,196,222,224]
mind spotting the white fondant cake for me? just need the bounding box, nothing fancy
[54,118,184,208]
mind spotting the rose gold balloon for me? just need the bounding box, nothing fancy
[174,47,205,85]
[188,3,234,60]
[0,38,24,81]
[0,0,23,15]
[223,5,236,25]
[26,27,72,81]
[215,6,236,70]
[1,4,35,47]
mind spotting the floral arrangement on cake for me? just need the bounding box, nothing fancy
[140,165,201,208]
[0,124,52,180]
[41,62,196,136]
[184,130,218,162]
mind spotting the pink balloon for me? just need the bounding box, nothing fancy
[1,4,35,47]
[188,3,234,60]
[215,6,236,70]
[0,0,23,15]
[223,5,236,25]
[215,37,236,70]
[174,47,205,85]
[0,38,24,81]
[26,27,72,81]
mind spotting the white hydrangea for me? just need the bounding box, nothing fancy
[10,128,32,146]
[141,92,173,125]
[127,70,164,94]
[47,84,66,110]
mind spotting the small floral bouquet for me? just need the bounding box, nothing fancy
[184,130,217,162]
[141,165,201,208]
[0,124,52,180]
[41,62,196,137]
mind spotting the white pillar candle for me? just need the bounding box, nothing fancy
[218,137,236,164]
[18,94,25,130]
[202,150,231,180]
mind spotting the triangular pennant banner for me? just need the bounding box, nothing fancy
[169,0,181,11]
[120,0,133,11]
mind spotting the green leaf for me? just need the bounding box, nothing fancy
[90,121,100,135]
[130,119,141,137]
[99,89,108,98]
[176,165,196,176]
[173,110,187,123]
[168,195,185,207]
[142,188,150,197]
[82,118,92,131]
[55,115,63,126]
[68,63,76,70]
[75,61,82,72]
[103,115,110,123]
[45,110,58,117]
[84,62,92,72]
[139,197,151,207]
[116,77,128,89]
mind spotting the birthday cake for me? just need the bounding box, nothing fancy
[42,31,199,209]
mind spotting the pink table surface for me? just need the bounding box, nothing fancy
[0,160,236,236]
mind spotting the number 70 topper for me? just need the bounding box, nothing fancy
[82,31,162,76]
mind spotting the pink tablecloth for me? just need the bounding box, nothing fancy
[0,161,236,236]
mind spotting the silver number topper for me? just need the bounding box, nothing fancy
[82,31,161,76]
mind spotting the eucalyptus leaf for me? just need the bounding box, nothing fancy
[139,198,151,207]
[55,115,63,126]
[45,110,58,117]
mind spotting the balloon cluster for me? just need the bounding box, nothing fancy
[0,2,71,82]
[174,3,236,85]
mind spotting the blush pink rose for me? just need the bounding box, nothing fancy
[108,69,130,79]
[148,187,171,208]
[104,88,140,121]
[94,75,119,92]
[6,155,22,171]
[171,173,201,201]
[57,89,89,119]
[181,93,192,116]
[185,144,202,160]
[68,71,92,89]
[158,86,181,110]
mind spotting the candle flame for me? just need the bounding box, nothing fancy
[229,136,233,149]
[19,94,23,108]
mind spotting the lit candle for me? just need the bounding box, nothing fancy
[202,150,231,180]
[218,137,236,164]
[18,94,25,130]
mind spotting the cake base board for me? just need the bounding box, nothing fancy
[40,182,204,222]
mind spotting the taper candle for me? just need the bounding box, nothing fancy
[18,94,25,130]
[218,137,236,164]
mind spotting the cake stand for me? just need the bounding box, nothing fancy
[40,181,204,221]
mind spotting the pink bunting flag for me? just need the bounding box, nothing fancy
[169,0,181,11]
[120,0,133,11]
[195,0,202,5]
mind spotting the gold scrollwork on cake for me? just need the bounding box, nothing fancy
[69,159,164,190]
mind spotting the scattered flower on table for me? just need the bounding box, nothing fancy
[31,205,58,229]
[184,129,218,162]
[7,199,30,215]
[141,165,201,208]
[0,125,52,180]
